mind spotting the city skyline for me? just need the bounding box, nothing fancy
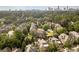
[0,6,79,10]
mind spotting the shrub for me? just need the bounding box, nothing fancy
[46,29,54,37]
[21,41,26,51]
[72,15,79,22]
[53,31,59,38]
[42,24,49,31]
[64,37,75,49]
[67,23,74,31]
[0,33,18,49]
[9,30,25,48]
[0,33,8,49]
[56,28,66,35]
[60,19,70,27]
[74,38,79,45]
[22,28,28,35]
[12,25,16,31]
[14,30,25,41]
[0,21,4,27]
[64,40,72,49]
[24,33,34,45]
[48,41,59,52]
[5,37,15,48]
[26,23,31,32]
[53,15,62,23]
[73,21,79,32]
[4,35,21,48]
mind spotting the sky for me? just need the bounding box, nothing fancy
[0,6,79,10]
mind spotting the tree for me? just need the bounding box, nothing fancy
[14,30,25,41]
[67,23,74,31]
[73,21,79,32]
[60,19,70,27]
[72,15,79,22]
[53,15,63,23]
[13,30,25,48]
